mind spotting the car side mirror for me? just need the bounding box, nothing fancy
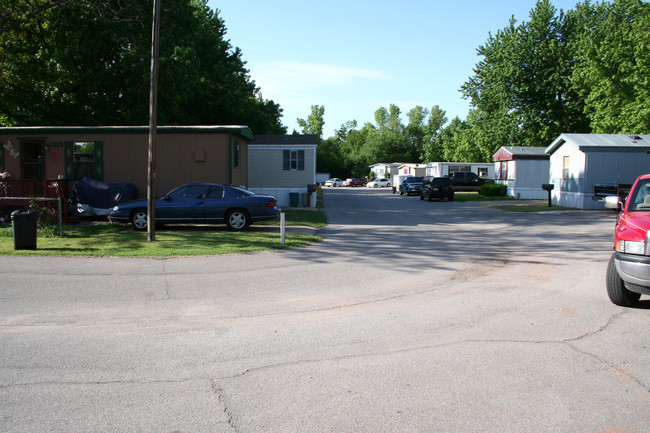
[603,195,621,209]
[163,195,171,201]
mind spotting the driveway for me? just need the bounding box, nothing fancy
[1,187,648,432]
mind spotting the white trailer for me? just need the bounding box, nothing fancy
[391,174,410,194]
[425,162,494,179]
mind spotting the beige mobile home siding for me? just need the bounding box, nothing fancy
[153,133,230,192]
[0,127,251,198]
[248,146,315,188]
[105,133,248,193]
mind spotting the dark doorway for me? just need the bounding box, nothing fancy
[21,140,44,194]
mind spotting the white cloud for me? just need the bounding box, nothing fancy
[249,61,391,100]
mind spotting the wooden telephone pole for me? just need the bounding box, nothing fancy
[147,0,161,241]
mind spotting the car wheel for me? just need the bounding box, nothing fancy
[606,254,641,307]
[130,209,148,231]
[419,193,424,200]
[428,194,433,202]
[448,194,454,201]
[226,209,250,231]
[374,184,378,188]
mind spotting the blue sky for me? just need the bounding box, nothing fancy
[207,0,581,137]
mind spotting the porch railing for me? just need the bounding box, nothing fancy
[0,179,77,223]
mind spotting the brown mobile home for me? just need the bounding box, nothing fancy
[0,126,253,198]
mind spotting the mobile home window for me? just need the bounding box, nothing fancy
[477,167,488,177]
[449,165,470,173]
[562,156,569,180]
[283,149,305,171]
[73,142,95,180]
[233,143,240,168]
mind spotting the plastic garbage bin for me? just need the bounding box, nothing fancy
[11,209,37,250]
[289,192,300,207]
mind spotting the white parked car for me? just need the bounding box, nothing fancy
[367,178,391,188]
[325,178,343,187]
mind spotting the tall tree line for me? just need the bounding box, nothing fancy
[302,0,650,178]
[0,0,286,133]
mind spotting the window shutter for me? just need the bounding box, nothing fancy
[298,150,305,171]
[283,150,290,170]
[64,141,74,180]
[92,141,104,181]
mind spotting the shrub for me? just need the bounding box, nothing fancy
[29,200,57,228]
[480,182,507,197]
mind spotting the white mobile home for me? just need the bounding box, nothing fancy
[369,163,404,180]
[545,133,650,209]
[492,147,550,199]
[424,162,494,179]
[248,134,318,207]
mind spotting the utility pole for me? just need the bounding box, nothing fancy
[147,0,161,241]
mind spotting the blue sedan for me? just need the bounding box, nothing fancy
[109,183,280,231]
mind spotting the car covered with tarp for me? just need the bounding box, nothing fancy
[69,176,138,216]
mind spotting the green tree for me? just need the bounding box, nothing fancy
[405,106,428,162]
[416,105,448,162]
[0,0,286,133]
[297,105,325,138]
[364,104,409,163]
[461,0,590,154]
[316,136,345,177]
[436,116,481,162]
[337,120,374,178]
[571,0,650,133]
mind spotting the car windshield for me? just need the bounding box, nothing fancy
[406,177,423,182]
[629,179,650,211]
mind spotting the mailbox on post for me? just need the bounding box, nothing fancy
[541,183,555,207]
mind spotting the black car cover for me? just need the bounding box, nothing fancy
[69,176,139,216]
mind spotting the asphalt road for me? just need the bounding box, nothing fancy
[1,187,649,433]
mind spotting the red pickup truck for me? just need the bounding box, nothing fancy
[604,173,650,306]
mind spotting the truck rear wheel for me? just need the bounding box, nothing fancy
[606,254,641,307]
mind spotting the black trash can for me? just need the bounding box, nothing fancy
[11,209,37,250]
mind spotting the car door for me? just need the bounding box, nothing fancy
[157,184,208,222]
[203,185,229,222]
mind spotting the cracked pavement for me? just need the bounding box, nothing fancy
[1,188,649,432]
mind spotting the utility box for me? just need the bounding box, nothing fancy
[11,209,37,250]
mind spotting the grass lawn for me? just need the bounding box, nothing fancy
[0,210,325,258]
[444,193,578,212]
